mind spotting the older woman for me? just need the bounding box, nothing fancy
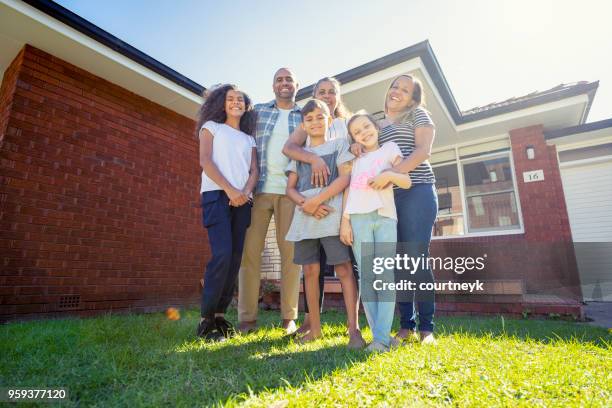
[377,74,438,344]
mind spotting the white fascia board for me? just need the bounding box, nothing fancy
[456,94,589,132]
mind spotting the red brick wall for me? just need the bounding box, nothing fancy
[509,125,573,241]
[0,45,209,321]
[430,125,581,300]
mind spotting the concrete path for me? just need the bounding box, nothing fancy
[584,302,612,328]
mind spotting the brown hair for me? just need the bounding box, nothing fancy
[384,74,426,123]
[301,99,331,119]
[346,112,380,143]
[313,77,351,119]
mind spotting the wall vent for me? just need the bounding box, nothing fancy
[58,295,81,310]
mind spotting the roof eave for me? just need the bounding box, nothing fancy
[544,116,612,140]
[458,81,599,125]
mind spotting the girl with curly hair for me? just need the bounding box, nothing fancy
[195,85,259,342]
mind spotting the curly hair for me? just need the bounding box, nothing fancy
[195,84,256,137]
[313,77,351,119]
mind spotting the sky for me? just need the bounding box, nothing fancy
[55,0,612,122]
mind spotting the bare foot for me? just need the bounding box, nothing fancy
[395,328,418,342]
[347,330,366,349]
[238,321,257,334]
[389,337,401,349]
[297,330,321,344]
[295,321,310,335]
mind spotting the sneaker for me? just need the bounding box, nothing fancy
[215,316,236,338]
[282,319,297,335]
[365,341,389,353]
[419,331,437,345]
[196,318,225,342]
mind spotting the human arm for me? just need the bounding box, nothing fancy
[241,147,259,199]
[199,127,248,206]
[349,142,365,158]
[339,161,353,246]
[390,126,434,174]
[285,171,306,207]
[368,146,412,190]
[301,169,350,215]
[282,126,330,187]
[285,163,332,219]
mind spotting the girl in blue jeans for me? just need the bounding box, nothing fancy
[341,113,412,352]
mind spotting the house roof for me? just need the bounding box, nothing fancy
[296,41,598,126]
[462,81,599,119]
[22,0,205,96]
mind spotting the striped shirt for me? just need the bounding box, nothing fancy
[378,107,436,185]
[253,100,302,193]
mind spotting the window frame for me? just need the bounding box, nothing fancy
[431,137,525,240]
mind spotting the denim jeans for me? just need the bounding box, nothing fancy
[200,190,252,318]
[351,211,397,347]
[394,183,438,332]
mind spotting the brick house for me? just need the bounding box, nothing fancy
[1,0,610,321]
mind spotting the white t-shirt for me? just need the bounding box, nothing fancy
[328,117,349,141]
[200,121,256,194]
[344,142,403,220]
[261,108,291,194]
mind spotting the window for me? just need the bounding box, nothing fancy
[462,156,520,232]
[431,140,522,237]
[434,163,464,236]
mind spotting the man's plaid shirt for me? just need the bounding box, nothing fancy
[253,100,302,193]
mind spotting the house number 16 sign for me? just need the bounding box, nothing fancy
[523,169,544,183]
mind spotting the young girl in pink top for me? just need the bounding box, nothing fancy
[340,113,411,352]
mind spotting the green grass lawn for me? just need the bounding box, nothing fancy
[1,309,610,407]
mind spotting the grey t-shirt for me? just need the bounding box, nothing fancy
[285,138,354,241]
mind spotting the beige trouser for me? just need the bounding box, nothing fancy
[238,193,300,322]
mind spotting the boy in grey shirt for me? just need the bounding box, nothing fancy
[285,99,362,346]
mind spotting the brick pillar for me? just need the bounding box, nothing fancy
[509,125,581,298]
[509,125,572,242]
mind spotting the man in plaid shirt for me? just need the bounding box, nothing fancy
[238,68,303,334]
